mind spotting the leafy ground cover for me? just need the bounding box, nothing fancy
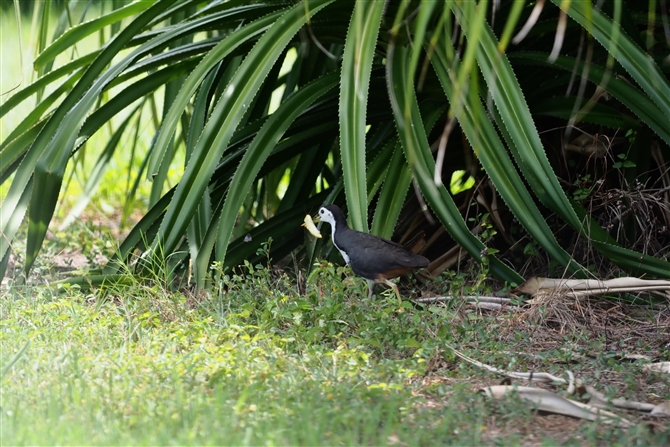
[2,238,668,445]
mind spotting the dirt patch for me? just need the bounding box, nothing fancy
[412,302,669,445]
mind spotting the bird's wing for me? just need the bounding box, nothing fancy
[350,231,405,249]
[341,231,428,276]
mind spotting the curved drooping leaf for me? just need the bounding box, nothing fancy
[531,96,639,130]
[512,53,670,147]
[146,6,284,182]
[554,0,670,121]
[23,57,199,274]
[58,106,139,230]
[4,0,669,288]
[430,34,588,278]
[0,53,95,120]
[452,3,670,278]
[451,3,580,222]
[387,44,523,285]
[33,0,155,69]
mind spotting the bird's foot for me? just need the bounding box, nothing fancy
[390,283,404,313]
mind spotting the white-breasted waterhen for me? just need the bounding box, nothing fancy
[315,205,429,304]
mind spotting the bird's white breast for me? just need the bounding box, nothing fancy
[328,220,350,265]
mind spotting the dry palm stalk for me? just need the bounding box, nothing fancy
[515,277,670,299]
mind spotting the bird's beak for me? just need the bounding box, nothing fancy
[312,213,321,223]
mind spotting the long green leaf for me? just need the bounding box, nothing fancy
[431,36,587,277]
[370,103,442,239]
[224,191,333,270]
[0,71,83,153]
[146,9,284,180]
[452,5,670,278]
[1,120,48,182]
[78,59,200,152]
[185,67,220,267]
[532,96,639,130]
[339,0,384,232]
[0,178,32,279]
[58,107,138,231]
[370,142,412,240]
[33,0,155,69]
[1,39,212,157]
[149,78,182,206]
[276,140,334,215]
[25,60,195,272]
[451,3,579,222]
[23,2,261,275]
[0,53,95,120]
[365,136,394,204]
[512,53,670,146]
[554,0,670,120]
[113,38,220,88]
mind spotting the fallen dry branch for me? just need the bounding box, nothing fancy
[445,343,670,428]
[411,295,523,312]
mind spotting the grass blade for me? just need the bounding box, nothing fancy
[1,341,30,378]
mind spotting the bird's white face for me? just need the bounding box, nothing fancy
[317,207,336,226]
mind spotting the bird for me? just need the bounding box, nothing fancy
[314,204,429,305]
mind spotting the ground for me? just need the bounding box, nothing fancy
[1,225,669,445]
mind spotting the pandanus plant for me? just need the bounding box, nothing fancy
[2,0,669,289]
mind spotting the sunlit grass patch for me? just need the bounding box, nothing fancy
[1,279,462,445]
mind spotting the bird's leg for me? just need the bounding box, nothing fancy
[382,279,402,306]
[366,279,375,298]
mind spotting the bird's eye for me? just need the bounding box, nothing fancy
[320,209,324,214]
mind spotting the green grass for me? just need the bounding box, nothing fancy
[1,272,475,445]
[2,255,668,445]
